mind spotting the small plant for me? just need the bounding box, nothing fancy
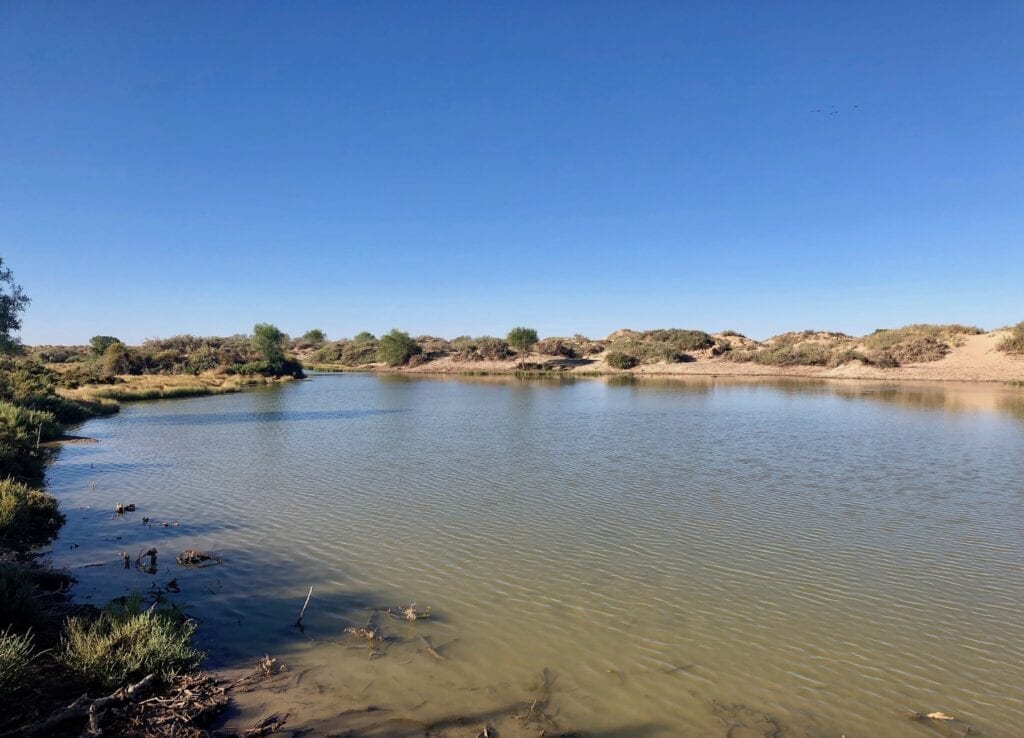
[0,479,64,547]
[0,626,36,696]
[60,594,204,688]
[605,351,638,369]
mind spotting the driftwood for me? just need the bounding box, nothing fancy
[911,711,956,721]
[176,549,223,567]
[227,655,281,692]
[15,673,156,736]
[294,586,313,629]
[383,603,432,621]
[136,547,158,574]
[115,503,136,514]
[417,634,446,661]
[243,712,289,736]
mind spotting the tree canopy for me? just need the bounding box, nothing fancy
[376,329,420,367]
[506,327,538,354]
[251,323,288,373]
[0,258,30,355]
[301,329,327,345]
[89,336,121,356]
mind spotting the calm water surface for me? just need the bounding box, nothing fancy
[46,375,1024,737]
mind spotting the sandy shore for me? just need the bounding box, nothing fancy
[324,330,1024,384]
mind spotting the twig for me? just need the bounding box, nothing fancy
[294,586,313,629]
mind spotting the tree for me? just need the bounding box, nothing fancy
[506,327,538,368]
[251,323,287,373]
[89,336,121,356]
[353,331,376,343]
[376,329,420,367]
[0,258,30,355]
[301,329,327,345]
[100,341,132,377]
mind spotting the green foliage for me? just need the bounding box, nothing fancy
[100,341,133,378]
[0,626,36,696]
[376,329,420,367]
[720,329,744,337]
[0,564,38,631]
[89,336,121,356]
[300,329,327,345]
[0,259,30,356]
[506,327,539,355]
[60,594,204,688]
[0,478,63,547]
[353,331,376,343]
[450,336,512,361]
[997,322,1024,355]
[604,329,713,364]
[251,323,287,374]
[605,351,638,369]
[0,402,60,482]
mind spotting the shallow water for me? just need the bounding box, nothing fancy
[46,375,1024,737]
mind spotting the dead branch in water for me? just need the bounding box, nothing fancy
[228,655,281,692]
[382,603,432,621]
[417,634,446,660]
[176,549,223,567]
[294,586,313,629]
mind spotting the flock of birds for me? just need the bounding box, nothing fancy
[811,105,860,115]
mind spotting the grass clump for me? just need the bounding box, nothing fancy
[0,479,64,547]
[0,626,37,697]
[997,322,1024,355]
[60,595,203,688]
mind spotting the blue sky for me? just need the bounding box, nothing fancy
[2,1,1022,344]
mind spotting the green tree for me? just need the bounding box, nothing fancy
[376,329,419,367]
[89,336,121,356]
[251,323,288,373]
[506,327,538,368]
[100,342,132,377]
[301,329,327,345]
[353,331,376,343]
[0,259,30,356]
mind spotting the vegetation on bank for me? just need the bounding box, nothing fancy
[998,321,1024,355]
[61,595,204,689]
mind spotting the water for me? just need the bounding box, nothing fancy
[45,375,1024,737]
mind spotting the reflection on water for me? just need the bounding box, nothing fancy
[46,375,1024,737]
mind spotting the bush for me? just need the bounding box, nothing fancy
[997,322,1024,355]
[0,478,64,546]
[507,327,539,357]
[604,328,714,365]
[451,336,512,361]
[605,351,638,369]
[863,324,982,365]
[89,336,121,356]
[377,329,420,367]
[0,564,38,631]
[60,595,204,688]
[0,626,36,696]
[535,338,578,358]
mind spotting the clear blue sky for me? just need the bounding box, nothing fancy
[2,1,1022,344]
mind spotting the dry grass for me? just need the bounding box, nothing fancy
[0,626,36,696]
[997,322,1024,355]
[862,324,983,365]
[58,373,292,404]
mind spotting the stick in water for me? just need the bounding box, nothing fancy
[295,586,313,629]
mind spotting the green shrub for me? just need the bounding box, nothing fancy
[0,626,36,696]
[89,336,121,356]
[719,330,744,337]
[377,329,420,367]
[605,351,638,369]
[507,327,539,358]
[997,322,1024,355]
[451,336,512,361]
[0,564,38,630]
[0,478,64,546]
[60,595,203,688]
